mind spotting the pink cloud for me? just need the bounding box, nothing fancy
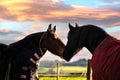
[0,29,22,35]
[0,0,120,27]
[30,25,44,31]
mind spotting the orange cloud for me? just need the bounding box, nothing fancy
[0,29,11,33]
[109,22,120,27]
[30,25,44,31]
[0,0,72,21]
[50,5,120,20]
[0,0,120,26]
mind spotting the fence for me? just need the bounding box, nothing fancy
[37,59,92,80]
[87,59,91,80]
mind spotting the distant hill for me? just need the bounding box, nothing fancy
[39,60,57,68]
[62,59,87,67]
[39,58,88,67]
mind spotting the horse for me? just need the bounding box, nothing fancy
[63,24,120,80]
[0,24,65,80]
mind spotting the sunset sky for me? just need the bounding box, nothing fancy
[0,0,120,62]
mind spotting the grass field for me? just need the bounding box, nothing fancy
[39,77,86,80]
[38,66,87,73]
[54,66,87,73]
[38,66,87,80]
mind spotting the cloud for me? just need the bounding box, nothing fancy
[0,0,120,27]
[0,6,16,21]
[0,29,26,44]
[100,0,120,3]
[101,3,120,12]
[0,39,15,44]
[0,0,73,21]
[0,29,22,35]
[30,25,44,31]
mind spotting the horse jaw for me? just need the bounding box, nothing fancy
[73,48,81,56]
[63,48,81,61]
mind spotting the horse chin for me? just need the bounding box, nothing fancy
[64,50,79,61]
[63,51,71,61]
[63,48,81,62]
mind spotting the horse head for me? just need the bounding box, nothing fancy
[41,24,65,58]
[63,23,108,61]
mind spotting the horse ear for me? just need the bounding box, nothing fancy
[47,24,52,32]
[53,26,56,33]
[75,23,79,28]
[69,23,74,30]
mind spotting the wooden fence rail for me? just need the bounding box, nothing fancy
[87,59,91,80]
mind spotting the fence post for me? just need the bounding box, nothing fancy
[87,59,91,80]
[57,62,59,80]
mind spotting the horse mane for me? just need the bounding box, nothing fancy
[10,32,44,49]
[78,24,109,53]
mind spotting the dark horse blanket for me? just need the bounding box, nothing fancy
[0,45,41,80]
[14,47,41,80]
[92,36,120,80]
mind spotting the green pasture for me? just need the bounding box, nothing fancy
[39,77,86,80]
[38,66,87,80]
[38,68,50,73]
[38,66,87,73]
[54,66,87,73]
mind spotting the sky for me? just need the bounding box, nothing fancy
[0,0,120,62]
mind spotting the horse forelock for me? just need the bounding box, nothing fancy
[78,25,108,53]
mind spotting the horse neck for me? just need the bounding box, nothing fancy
[85,31,108,54]
[7,32,47,58]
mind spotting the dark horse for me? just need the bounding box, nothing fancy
[63,24,120,80]
[0,24,65,80]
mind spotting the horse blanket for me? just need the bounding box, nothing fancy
[92,36,120,80]
[11,47,41,80]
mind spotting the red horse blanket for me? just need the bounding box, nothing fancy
[92,36,120,80]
